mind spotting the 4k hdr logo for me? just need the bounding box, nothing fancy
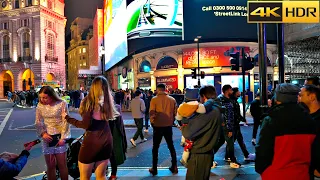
[247,1,320,23]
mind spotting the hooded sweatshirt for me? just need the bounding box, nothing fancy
[182,99,223,154]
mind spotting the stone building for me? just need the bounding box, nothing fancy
[0,0,66,98]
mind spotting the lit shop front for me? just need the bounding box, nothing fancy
[133,42,276,93]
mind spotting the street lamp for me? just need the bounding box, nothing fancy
[194,36,201,87]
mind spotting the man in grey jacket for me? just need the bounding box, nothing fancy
[182,85,222,180]
[130,90,147,147]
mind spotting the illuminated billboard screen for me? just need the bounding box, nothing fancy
[126,0,183,54]
[183,0,277,43]
[104,0,128,71]
[126,0,183,39]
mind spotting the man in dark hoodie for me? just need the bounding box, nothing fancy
[216,85,240,168]
[182,85,222,180]
[256,83,316,179]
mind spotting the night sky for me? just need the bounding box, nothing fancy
[64,0,103,35]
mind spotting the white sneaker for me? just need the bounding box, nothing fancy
[244,153,256,161]
[211,161,218,168]
[230,162,241,168]
[144,129,149,133]
[141,138,147,142]
[252,139,256,146]
[130,138,136,147]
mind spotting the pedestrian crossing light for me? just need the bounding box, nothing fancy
[200,71,205,79]
[230,52,240,71]
[191,68,197,79]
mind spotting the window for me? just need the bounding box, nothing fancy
[83,62,86,66]
[83,48,86,53]
[47,21,52,28]
[22,32,30,57]
[47,0,53,9]
[3,22,8,30]
[79,48,81,53]
[3,35,10,59]
[82,55,86,59]
[15,0,19,8]
[27,0,32,6]
[21,19,29,27]
[46,34,54,58]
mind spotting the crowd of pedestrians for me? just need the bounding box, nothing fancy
[0,76,319,180]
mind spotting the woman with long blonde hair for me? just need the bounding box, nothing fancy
[65,76,118,180]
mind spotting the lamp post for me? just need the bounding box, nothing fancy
[194,36,201,87]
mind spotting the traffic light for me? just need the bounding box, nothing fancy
[243,57,255,71]
[200,71,205,79]
[230,52,239,71]
[191,68,197,79]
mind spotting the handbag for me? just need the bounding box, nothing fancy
[48,134,61,147]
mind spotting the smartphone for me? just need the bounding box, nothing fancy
[24,139,41,148]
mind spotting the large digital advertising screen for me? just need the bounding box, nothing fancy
[183,0,277,43]
[126,0,183,53]
[126,0,183,39]
[104,0,128,71]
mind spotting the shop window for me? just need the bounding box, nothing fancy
[139,60,151,73]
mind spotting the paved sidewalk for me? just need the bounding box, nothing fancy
[18,165,260,180]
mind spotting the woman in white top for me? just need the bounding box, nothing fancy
[35,86,70,180]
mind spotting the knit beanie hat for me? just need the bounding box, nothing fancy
[184,88,199,102]
[274,83,300,104]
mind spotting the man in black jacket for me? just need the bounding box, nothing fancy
[144,90,153,133]
[298,84,320,178]
[182,85,222,180]
[250,93,263,146]
[229,87,255,161]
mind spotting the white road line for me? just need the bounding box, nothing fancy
[8,127,139,131]
[0,108,13,135]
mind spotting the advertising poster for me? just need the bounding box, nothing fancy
[126,0,183,40]
[156,75,178,91]
[183,0,277,42]
[182,46,250,68]
[104,0,128,71]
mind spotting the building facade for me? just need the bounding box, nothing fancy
[66,17,94,90]
[0,0,66,98]
[107,41,277,95]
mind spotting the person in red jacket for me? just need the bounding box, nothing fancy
[255,83,317,180]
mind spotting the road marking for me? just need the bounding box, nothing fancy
[0,108,13,135]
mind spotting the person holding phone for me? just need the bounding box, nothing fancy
[0,143,34,179]
[35,86,70,180]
